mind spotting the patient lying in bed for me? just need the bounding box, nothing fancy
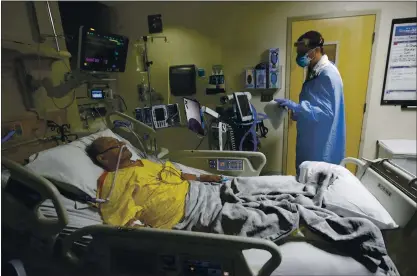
[87,137,223,229]
[85,137,398,274]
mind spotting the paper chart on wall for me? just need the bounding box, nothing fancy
[382,20,417,103]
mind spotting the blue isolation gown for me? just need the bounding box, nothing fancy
[294,63,346,175]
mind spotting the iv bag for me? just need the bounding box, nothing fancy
[134,42,146,72]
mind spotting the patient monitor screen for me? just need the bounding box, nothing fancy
[78,26,129,72]
[184,98,205,136]
[154,108,165,121]
[237,94,252,120]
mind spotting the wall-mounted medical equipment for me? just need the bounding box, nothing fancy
[243,48,281,93]
[87,81,113,100]
[245,69,255,89]
[169,65,197,96]
[184,98,205,136]
[206,65,226,95]
[152,105,169,129]
[268,49,280,89]
[135,104,181,129]
[269,48,279,71]
[255,68,267,89]
[40,27,130,99]
[197,68,206,77]
[135,107,153,127]
[90,89,105,99]
[77,26,129,73]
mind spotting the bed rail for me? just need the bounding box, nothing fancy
[61,225,282,276]
[168,150,267,177]
[1,158,68,239]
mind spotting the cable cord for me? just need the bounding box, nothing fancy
[156,165,184,185]
[195,136,205,150]
[94,107,109,129]
[239,104,258,151]
[52,89,76,109]
[115,94,128,112]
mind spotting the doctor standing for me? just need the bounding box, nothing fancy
[275,31,346,175]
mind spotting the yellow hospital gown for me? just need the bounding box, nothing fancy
[96,160,189,229]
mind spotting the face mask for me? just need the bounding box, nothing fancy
[296,54,311,68]
[295,48,315,68]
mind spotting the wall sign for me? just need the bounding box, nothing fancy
[381,17,417,107]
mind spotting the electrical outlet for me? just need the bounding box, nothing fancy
[261,94,273,102]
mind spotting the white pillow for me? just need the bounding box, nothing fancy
[299,161,398,230]
[26,129,142,198]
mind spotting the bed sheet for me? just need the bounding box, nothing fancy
[36,195,377,276]
[243,244,378,276]
[1,164,388,275]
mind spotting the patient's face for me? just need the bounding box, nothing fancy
[92,137,133,171]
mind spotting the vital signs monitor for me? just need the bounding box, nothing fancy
[234,92,253,122]
[77,26,129,72]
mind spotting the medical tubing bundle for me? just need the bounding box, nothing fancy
[94,145,127,204]
[238,105,269,151]
[126,128,148,159]
[113,120,148,159]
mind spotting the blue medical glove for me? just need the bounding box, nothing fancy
[274,99,299,112]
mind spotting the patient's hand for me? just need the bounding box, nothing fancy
[199,174,222,183]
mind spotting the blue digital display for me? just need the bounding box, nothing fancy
[91,89,104,99]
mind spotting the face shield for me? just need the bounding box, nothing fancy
[294,38,322,67]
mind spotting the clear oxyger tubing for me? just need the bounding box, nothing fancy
[95,145,127,204]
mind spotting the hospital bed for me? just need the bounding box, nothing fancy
[2,112,416,276]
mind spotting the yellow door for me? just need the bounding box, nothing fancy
[286,15,376,175]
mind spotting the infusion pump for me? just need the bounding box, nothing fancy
[135,104,181,129]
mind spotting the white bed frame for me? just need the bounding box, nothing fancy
[2,112,416,275]
[105,112,267,177]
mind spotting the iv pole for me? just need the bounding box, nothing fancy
[140,35,168,129]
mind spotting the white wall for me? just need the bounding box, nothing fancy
[113,1,416,172]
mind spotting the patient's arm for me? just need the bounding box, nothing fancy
[181,173,222,183]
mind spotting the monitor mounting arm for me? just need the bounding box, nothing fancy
[39,69,95,99]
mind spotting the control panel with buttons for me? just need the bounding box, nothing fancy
[209,159,244,171]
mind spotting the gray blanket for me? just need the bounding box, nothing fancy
[174,175,399,276]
